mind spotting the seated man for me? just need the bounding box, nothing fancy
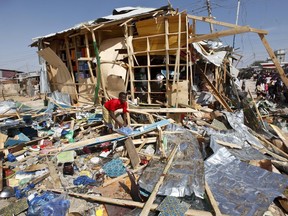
[102,92,128,133]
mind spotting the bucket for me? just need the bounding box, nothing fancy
[43,99,48,106]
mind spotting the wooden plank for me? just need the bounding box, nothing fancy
[64,36,74,81]
[258,34,288,88]
[0,161,2,192]
[146,37,152,104]
[0,132,8,149]
[85,33,96,83]
[135,13,186,36]
[125,138,140,169]
[187,14,268,34]
[60,119,173,151]
[168,80,189,107]
[125,24,135,101]
[188,26,252,44]
[132,35,186,53]
[200,72,233,112]
[129,108,198,113]
[205,181,222,216]
[165,18,170,104]
[270,124,288,149]
[216,139,242,149]
[248,89,265,127]
[140,143,179,216]
[136,138,149,152]
[48,189,214,216]
[46,160,62,188]
[250,130,288,161]
[102,164,146,187]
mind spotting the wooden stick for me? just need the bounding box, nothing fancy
[47,189,213,216]
[216,140,242,149]
[205,181,222,216]
[140,143,179,216]
[250,130,288,161]
[102,164,147,187]
[270,124,288,149]
[136,138,148,153]
[248,89,265,127]
[0,161,2,192]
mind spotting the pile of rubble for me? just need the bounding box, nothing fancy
[0,94,288,216]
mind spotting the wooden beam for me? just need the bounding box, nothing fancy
[216,139,242,149]
[140,143,179,216]
[270,124,288,149]
[0,161,2,192]
[85,33,96,83]
[125,138,140,169]
[205,181,222,216]
[258,33,288,88]
[248,89,265,127]
[187,14,268,35]
[128,108,199,113]
[102,164,147,187]
[48,189,214,216]
[201,72,233,112]
[188,26,252,44]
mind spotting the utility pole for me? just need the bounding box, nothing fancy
[232,0,241,50]
[206,0,214,33]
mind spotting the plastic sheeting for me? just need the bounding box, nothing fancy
[205,147,288,216]
[138,125,205,198]
[39,67,51,94]
[0,101,17,115]
[51,91,71,106]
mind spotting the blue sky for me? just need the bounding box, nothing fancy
[0,0,287,71]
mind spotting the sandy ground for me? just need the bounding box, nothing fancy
[0,94,45,109]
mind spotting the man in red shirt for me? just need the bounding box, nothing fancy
[102,92,128,132]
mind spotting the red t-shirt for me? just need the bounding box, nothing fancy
[104,98,128,113]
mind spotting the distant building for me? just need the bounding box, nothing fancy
[0,69,24,83]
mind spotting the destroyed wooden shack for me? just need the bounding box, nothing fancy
[30,5,288,110]
[1,5,288,216]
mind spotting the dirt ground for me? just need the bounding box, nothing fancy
[0,94,45,108]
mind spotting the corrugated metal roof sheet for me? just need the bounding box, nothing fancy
[31,6,165,44]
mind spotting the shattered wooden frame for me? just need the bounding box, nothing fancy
[35,7,288,110]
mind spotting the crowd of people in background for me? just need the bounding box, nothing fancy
[255,71,288,103]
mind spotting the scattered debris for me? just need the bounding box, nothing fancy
[1,4,288,216]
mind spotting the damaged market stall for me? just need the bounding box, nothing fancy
[1,4,288,216]
[30,5,288,111]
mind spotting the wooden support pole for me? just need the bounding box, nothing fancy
[0,161,2,192]
[188,26,253,44]
[165,18,170,106]
[84,33,96,83]
[187,14,268,34]
[258,33,288,88]
[248,89,265,127]
[65,37,75,82]
[140,143,179,216]
[201,72,233,112]
[125,138,140,169]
